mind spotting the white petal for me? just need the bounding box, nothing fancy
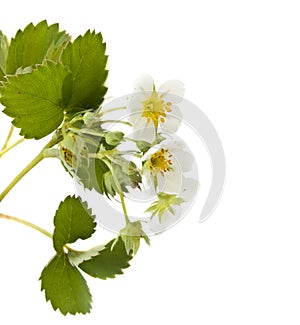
[133,74,154,92]
[131,91,149,102]
[129,121,156,143]
[169,104,182,119]
[180,177,199,201]
[159,80,185,103]
[127,111,141,124]
[172,148,195,172]
[128,98,143,113]
[161,169,183,194]
[161,115,181,133]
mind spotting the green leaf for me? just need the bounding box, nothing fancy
[79,237,132,279]
[0,61,69,139]
[0,30,9,78]
[53,195,96,253]
[6,20,69,74]
[61,30,108,113]
[40,253,92,315]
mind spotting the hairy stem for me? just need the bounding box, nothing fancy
[0,132,62,202]
[98,106,126,117]
[101,120,132,127]
[0,138,25,158]
[1,125,14,151]
[0,213,53,239]
[103,159,130,224]
[0,212,75,251]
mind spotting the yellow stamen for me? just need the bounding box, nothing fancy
[145,148,173,176]
[141,90,172,126]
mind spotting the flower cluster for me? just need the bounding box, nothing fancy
[58,74,197,250]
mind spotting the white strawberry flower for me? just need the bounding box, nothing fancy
[142,139,194,194]
[128,74,185,142]
[140,138,198,227]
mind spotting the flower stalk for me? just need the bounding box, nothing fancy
[0,131,62,202]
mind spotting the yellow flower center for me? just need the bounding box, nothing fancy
[147,148,173,175]
[141,91,172,127]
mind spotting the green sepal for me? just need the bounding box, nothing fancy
[136,140,151,154]
[105,131,124,146]
[145,192,185,222]
[120,221,150,255]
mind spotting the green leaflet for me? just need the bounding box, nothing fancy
[0,30,9,78]
[53,196,96,253]
[79,237,133,279]
[61,30,108,112]
[40,253,92,315]
[6,20,69,74]
[0,61,69,139]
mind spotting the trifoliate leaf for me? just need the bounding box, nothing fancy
[6,20,69,74]
[79,237,132,279]
[0,61,69,139]
[53,195,96,253]
[61,30,108,113]
[0,31,9,78]
[40,253,92,315]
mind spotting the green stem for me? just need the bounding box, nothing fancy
[0,138,25,158]
[101,120,132,127]
[98,106,126,117]
[1,125,14,151]
[0,212,75,251]
[103,159,130,224]
[0,213,53,239]
[68,127,105,137]
[0,132,62,202]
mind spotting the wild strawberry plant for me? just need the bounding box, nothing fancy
[0,21,194,315]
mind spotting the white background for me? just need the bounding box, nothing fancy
[0,0,300,324]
